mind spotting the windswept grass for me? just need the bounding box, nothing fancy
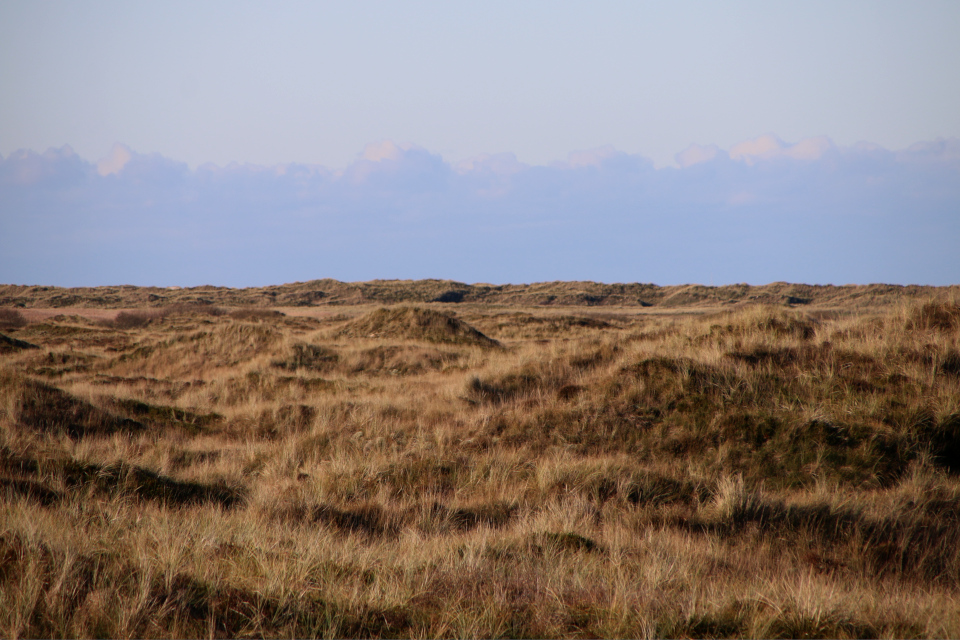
[2,296,960,637]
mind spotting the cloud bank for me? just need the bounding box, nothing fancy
[1,136,958,287]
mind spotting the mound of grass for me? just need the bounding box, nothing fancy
[339,307,500,348]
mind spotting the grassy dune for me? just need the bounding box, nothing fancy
[2,289,960,638]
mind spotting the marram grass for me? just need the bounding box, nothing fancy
[1,299,960,638]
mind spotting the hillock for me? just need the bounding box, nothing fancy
[337,306,501,348]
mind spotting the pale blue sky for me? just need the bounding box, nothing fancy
[1,2,959,287]
[2,1,958,168]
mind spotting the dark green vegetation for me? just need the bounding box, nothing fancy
[1,288,960,638]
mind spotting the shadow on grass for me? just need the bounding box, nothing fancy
[0,532,414,639]
[16,381,144,438]
[0,446,244,509]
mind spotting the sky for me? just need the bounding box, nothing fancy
[1,1,959,287]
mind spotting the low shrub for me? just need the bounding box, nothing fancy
[0,308,27,330]
[228,308,286,321]
[111,311,157,329]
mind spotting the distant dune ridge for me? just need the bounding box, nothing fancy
[1,279,957,310]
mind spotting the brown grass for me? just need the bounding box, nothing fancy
[2,294,960,637]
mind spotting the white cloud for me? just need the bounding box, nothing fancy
[360,140,406,163]
[729,134,786,164]
[2,137,958,287]
[96,143,133,176]
[784,136,834,160]
[728,134,836,164]
[676,143,722,168]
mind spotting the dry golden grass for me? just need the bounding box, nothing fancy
[2,295,960,638]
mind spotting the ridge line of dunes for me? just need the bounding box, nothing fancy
[1,280,958,310]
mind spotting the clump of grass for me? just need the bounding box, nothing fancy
[906,300,960,332]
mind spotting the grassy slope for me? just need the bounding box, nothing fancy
[1,297,960,637]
